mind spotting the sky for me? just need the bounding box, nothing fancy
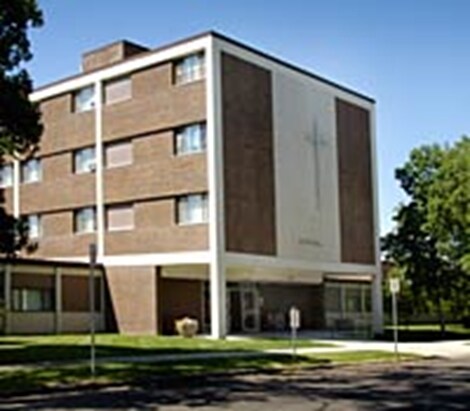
[27,0,470,235]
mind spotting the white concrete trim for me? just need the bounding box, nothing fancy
[369,106,384,334]
[225,252,377,274]
[206,37,227,338]
[31,37,211,102]
[94,80,105,258]
[12,160,20,218]
[100,251,211,266]
[4,264,11,334]
[214,37,374,111]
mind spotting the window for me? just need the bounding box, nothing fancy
[175,123,206,155]
[27,214,41,239]
[174,53,205,84]
[107,204,134,231]
[0,164,13,188]
[177,193,208,225]
[12,288,54,312]
[105,141,133,168]
[74,147,96,173]
[74,207,96,234]
[345,287,362,313]
[104,76,132,105]
[21,158,41,184]
[73,85,95,112]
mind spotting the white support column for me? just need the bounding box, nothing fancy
[4,264,12,334]
[94,80,105,260]
[55,267,62,334]
[370,106,383,334]
[206,36,226,338]
[13,160,20,218]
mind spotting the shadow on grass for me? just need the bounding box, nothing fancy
[1,357,470,410]
[0,354,330,396]
[379,328,470,342]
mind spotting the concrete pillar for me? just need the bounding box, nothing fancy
[210,260,226,339]
[372,269,384,335]
[4,264,11,334]
[54,267,62,334]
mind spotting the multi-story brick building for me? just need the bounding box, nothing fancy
[0,31,382,337]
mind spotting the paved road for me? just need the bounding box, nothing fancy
[1,359,469,410]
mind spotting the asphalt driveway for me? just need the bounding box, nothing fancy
[1,358,469,410]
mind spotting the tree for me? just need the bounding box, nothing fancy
[0,0,43,256]
[382,137,470,333]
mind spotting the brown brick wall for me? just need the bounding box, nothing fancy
[28,211,96,258]
[158,278,203,334]
[102,62,205,142]
[104,131,207,203]
[335,99,375,265]
[106,266,158,334]
[221,53,276,255]
[39,95,95,156]
[82,41,148,73]
[21,153,95,214]
[105,199,208,254]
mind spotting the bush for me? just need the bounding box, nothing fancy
[462,316,470,329]
[175,317,199,338]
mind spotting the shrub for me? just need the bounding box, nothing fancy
[175,317,199,338]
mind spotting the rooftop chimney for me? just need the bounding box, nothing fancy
[81,40,149,72]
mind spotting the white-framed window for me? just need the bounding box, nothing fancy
[21,158,41,184]
[74,147,96,174]
[12,288,54,312]
[0,164,13,188]
[74,207,96,234]
[175,123,206,155]
[177,193,208,225]
[105,141,133,169]
[174,53,205,85]
[27,214,41,239]
[104,76,132,105]
[73,85,95,112]
[106,204,134,231]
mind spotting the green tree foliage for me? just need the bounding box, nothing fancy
[382,137,470,332]
[0,0,43,256]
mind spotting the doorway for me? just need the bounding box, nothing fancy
[227,283,260,333]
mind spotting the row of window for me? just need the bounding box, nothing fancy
[0,122,206,187]
[25,193,209,239]
[73,52,205,112]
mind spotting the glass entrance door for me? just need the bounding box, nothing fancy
[240,284,260,333]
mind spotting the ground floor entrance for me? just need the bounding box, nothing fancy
[227,283,260,333]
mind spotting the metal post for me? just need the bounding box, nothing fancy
[89,244,97,376]
[391,291,399,361]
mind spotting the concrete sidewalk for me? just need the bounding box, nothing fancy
[296,339,470,359]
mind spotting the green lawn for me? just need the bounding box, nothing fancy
[0,350,417,395]
[0,334,334,365]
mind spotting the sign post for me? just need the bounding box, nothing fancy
[389,278,400,361]
[289,306,300,360]
[89,243,97,377]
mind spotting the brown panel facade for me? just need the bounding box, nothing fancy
[222,53,276,255]
[106,266,158,334]
[335,99,375,264]
[158,278,203,334]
